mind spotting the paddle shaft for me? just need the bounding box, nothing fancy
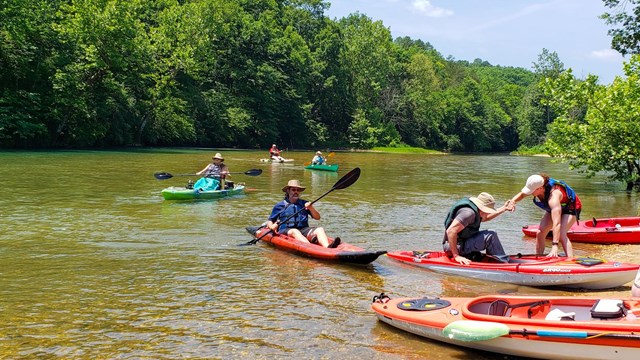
[154,169,261,180]
[510,328,640,340]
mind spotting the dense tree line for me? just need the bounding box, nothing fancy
[0,0,636,163]
[0,0,555,151]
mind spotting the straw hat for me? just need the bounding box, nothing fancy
[469,192,497,214]
[212,153,224,160]
[316,151,322,155]
[282,179,306,192]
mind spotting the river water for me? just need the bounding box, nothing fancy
[1,149,639,359]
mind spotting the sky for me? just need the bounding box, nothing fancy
[324,0,628,84]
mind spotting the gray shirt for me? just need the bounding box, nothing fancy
[442,207,477,244]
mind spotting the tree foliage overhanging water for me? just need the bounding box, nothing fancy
[1,0,639,190]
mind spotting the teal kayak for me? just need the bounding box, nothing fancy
[304,164,339,172]
[161,184,245,200]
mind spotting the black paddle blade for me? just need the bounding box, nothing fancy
[154,172,173,180]
[245,169,262,176]
[333,167,361,190]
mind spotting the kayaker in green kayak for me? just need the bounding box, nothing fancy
[195,152,230,191]
[265,179,340,248]
[311,151,326,165]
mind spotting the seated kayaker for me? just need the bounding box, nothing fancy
[311,151,326,165]
[269,144,286,161]
[510,174,582,257]
[195,152,230,190]
[265,179,340,248]
[443,192,514,265]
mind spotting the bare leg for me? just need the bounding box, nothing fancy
[536,213,553,255]
[286,228,311,243]
[560,214,575,257]
[311,227,330,248]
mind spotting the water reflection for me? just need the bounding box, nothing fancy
[1,149,639,359]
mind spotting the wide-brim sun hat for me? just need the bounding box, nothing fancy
[316,151,322,155]
[213,153,224,160]
[469,192,497,214]
[282,179,306,192]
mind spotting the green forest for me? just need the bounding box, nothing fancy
[1,0,639,187]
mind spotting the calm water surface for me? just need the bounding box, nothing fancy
[1,149,639,359]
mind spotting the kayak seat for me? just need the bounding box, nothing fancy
[488,299,550,319]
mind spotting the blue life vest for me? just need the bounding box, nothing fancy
[444,198,481,241]
[276,199,309,233]
[533,178,577,212]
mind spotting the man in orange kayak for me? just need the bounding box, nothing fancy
[265,179,340,248]
[443,192,514,265]
[510,174,581,257]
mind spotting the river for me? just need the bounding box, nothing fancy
[1,149,639,359]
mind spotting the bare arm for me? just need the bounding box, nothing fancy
[446,220,470,265]
[305,202,320,220]
[483,200,514,222]
[547,190,563,256]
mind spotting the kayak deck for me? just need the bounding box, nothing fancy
[246,226,386,264]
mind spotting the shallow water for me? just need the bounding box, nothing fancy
[1,149,639,359]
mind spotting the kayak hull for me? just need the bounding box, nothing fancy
[522,216,640,244]
[372,294,640,360]
[161,185,245,200]
[248,227,386,264]
[304,164,339,172]
[386,250,639,289]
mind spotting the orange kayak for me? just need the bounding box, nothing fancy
[247,227,386,264]
[522,216,640,244]
[386,250,639,289]
[372,293,640,360]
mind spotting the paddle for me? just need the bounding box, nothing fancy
[154,168,262,180]
[241,167,361,246]
[304,152,335,166]
[442,320,640,342]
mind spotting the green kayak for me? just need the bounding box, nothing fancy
[161,184,245,200]
[304,164,339,172]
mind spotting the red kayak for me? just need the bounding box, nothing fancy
[522,216,640,244]
[246,227,386,264]
[372,293,640,360]
[386,250,639,289]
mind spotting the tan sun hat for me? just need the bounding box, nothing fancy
[469,192,497,214]
[282,179,306,192]
[212,153,224,160]
[316,151,322,155]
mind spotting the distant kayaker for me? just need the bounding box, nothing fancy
[510,174,581,258]
[311,151,326,165]
[195,152,230,190]
[443,192,514,265]
[265,179,340,248]
[269,144,285,161]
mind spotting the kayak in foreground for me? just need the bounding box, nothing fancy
[522,216,640,244]
[161,184,245,200]
[246,227,386,264]
[372,293,640,360]
[386,250,639,289]
[304,164,339,172]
